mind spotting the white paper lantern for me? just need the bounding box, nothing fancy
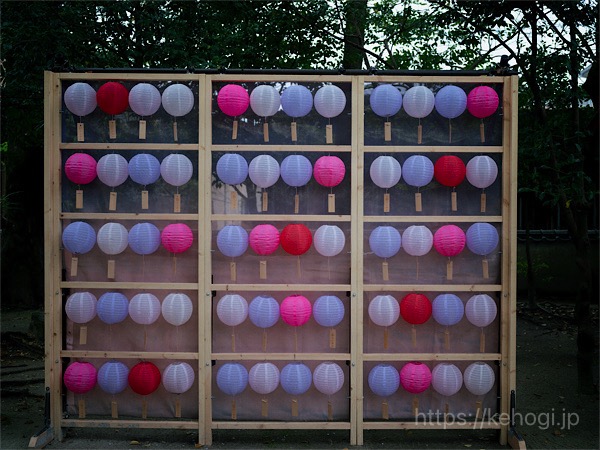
[249,295,280,328]
[369,84,402,118]
[128,222,161,255]
[97,361,129,395]
[368,364,400,397]
[129,83,161,117]
[217,363,248,396]
[128,293,161,325]
[216,153,248,185]
[466,223,499,256]
[464,362,495,396]
[369,226,401,259]
[370,156,402,189]
[280,363,312,395]
[402,155,434,188]
[281,85,313,118]
[128,153,161,186]
[62,221,96,255]
[403,86,435,119]
[368,295,400,327]
[217,294,248,327]
[249,155,280,189]
[466,156,498,189]
[162,293,193,326]
[314,85,346,118]
[160,154,193,187]
[314,225,345,257]
[217,225,248,257]
[249,362,280,395]
[431,294,464,326]
[161,84,194,117]
[97,292,129,325]
[250,85,281,118]
[97,222,129,255]
[313,295,345,327]
[465,294,497,328]
[435,85,467,119]
[402,225,433,257]
[313,362,344,395]
[163,362,195,394]
[65,292,97,324]
[280,154,312,187]
[431,363,463,396]
[96,154,128,187]
[64,82,97,117]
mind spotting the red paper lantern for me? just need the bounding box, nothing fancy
[434,155,466,187]
[96,82,129,115]
[128,361,161,395]
[280,224,312,255]
[400,293,432,325]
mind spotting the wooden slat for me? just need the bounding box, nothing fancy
[363,145,503,153]
[212,421,351,430]
[58,73,197,81]
[61,419,199,429]
[363,75,505,84]
[60,282,198,290]
[211,283,351,292]
[60,351,198,359]
[363,284,502,292]
[211,214,351,222]
[363,421,502,430]
[211,353,351,361]
[361,353,502,361]
[210,144,352,153]
[60,143,198,151]
[211,74,353,83]
[364,215,502,223]
[61,213,199,221]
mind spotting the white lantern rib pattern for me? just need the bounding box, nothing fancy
[128,293,161,325]
[161,84,194,117]
[465,294,497,328]
[163,362,195,394]
[64,82,97,117]
[368,364,400,397]
[464,362,495,396]
[313,362,344,396]
[96,154,128,188]
[249,155,280,189]
[129,83,161,117]
[217,363,248,396]
[280,362,312,396]
[466,155,498,189]
[431,363,463,397]
[370,156,402,190]
[216,294,248,327]
[314,85,346,119]
[314,225,345,257]
[65,292,97,324]
[162,293,193,326]
[161,154,193,187]
[368,295,400,327]
[250,85,281,118]
[97,223,129,255]
[249,362,280,395]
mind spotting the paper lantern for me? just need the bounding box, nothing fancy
[163,362,195,394]
[65,153,97,185]
[280,224,312,255]
[313,156,345,187]
[96,154,128,187]
[369,226,401,258]
[433,225,466,257]
[97,361,129,395]
[97,292,129,325]
[250,85,280,118]
[313,362,344,395]
[65,292,97,324]
[97,223,128,255]
[128,154,160,186]
[162,293,193,326]
[128,362,161,396]
[129,293,161,325]
[162,84,194,117]
[400,362,431,394]
[467,86,499,119]
[431,363,463,396]
[217,225,248,257]
[400,293,432,325]
[280,363,312,395]
[402,225,433,257]
[216,363,248,396]
[62,221,96,254]
[370,156,402,189]
[465,294,497,328]
[280,155,312,187]
[314,225,345,257]
[435,85,467,119]
[314,85,346,119]
[64,82,97,117]
[403,86,435,119]
[128,222,161,255]
[464,362,495,396]
[370,84,402,118]
[368,295,400,327]
[160,154,193,187]
[280,295,311,327]
[216,153,248,185]
[434,155,466,188]
[281,85,313,118]
[313,295,345,327]
[249,362,280,395]
[249,224,279,255]
[402,155,434,188]
[466,223,499,256]
[466,155,498,189]
[249,154,280,188]
[64,362,97,394]
[129,83,161,117]
[249,295,280,328]
[431,294,464,326]
[217,294,248,327]
[217,84,250,117]
[368,364,400,397]
[96,82,129,115]
[161,223,193,254]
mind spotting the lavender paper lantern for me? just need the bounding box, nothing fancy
[65,292,97,324]
[431,363,463,397]
[216,363,248,396]
[162,293,193,326]
[249,295,280,329]
[368,295,400,327]
[217,294,248,327]
[163,362,195,394]
[402,155,434,188]
[128,154,161,186]
[370,156,402,189]
[465,294,497,328]
[370,84,402,118]
[64,362,97,394]
[97,292,129,325]
[97,361,129,395]
[249,362,280,395]
[314,85,346,119]
[64,82,97,117]
[62,221,96,255]
[280,154,312,187]
[466,155,498,189]
[368,364,400,397]
[281,85,313,119]
[129,83,161,117]
[402,225,433,257]
[162,84,194,117]
[217,225,248,257]
[314,225,345,257]
[435,85,467,143]
[280,362,312,395]
[216,153,248,185]
[466,222,499,256]
[313,295,345,327]
[96,154,128,187]
[369,226,401,258]
[464,362,495,396]
[313,362,344,395]
[431,294,464,327]
[250,85,280,118]
[128,222,161,255]
[128,293,161,325]
[160,154,193,187]
[249,154,280,189]
[97,223,128,255]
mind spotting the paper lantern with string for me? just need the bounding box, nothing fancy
[249,362,280,395]
[249,224,279,280]
[96,154,128,188]
[370,156,401,211]
[65,153,97,185]
[281,85,313,141]
[97,82,129,139]
[217,84,249,140]
[368,363,400,397]
[464,362,495,396]
[435,85,467,142]
[216,153,248,185]
[280,154,312,187]
[313,362,344,395]
[467,86,499,142]
[402,225,433,257]
[160,154,193,187]
[217,363,248,396]
[433,225,466,280]
[249,295,280,328]
[280,295,311,327]
[161,223,193,254]
[314,155,345,212]
[129,154,160,186]
[369,226,401,280]
[128,222,161,256]
[249,154,280,211]
[370,84,402,141]
[250,85,280,142]
[129,83,161,139]
[281,362,312,396]
[465,294,497,328]
[431,293,464,326]
[314,85,346,143]
[434,155,466,211]
[368,295,399,349]
[466,155,498,212]
[162,293,193,326]
[402,155,434,211]
[65,292,97,324]
[313,295,344,349]
[217,294,248,327]
[280,224,312,275]
[64,361,97,394]
[129,293,161,325]
[128,361,161,396]
[62,221,96,256]
[97,360,129,395]
[466,222,499,278]
[217,225,248,258]
[97,222,128,256]
[400,293,432,325]
[314,225,345,257]
[403,85,435,143]
[97,292,129,325]
[431,363,463,397]
[64,82,97,138]
[400,362,431,394]
[163,362,195,394]
[162,84,194,141]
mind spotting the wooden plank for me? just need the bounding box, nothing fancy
[364,215,503,223]
[363,145,503,153]
[211,74,353,83]
[362,421,502,430]
[211,283,351,292]
[61,282,198,290]
[61,213,199,221]
[60,143,198,151]
[212,421,352,430]
[210,144,352,153]
[364,75,504,84]
[211,214,351,222]
[57,73,197,81]
[363,284,502,292]
[211,353,351,361]
[61,419,199,429]
[60,350,199,359]
[362,353,502,361]
[28,427,54,449]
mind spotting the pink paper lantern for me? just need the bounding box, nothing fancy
[65,153,97,185]
[467,86,499,119]
[400,362,431,394]
[280,295,311,327]
[161,223,193,254]
[217,84,249,117]
[249,224,280,256]
[313,156,345,187]
[64,362,97,394]
[433,225,466,257]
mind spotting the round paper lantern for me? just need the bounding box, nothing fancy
[280,154,312,187]
[217,84,249,117]
[370,84,402,118]
[280,363,312,395]
[163,362,195,394]
[431,363,463,396]
[217,363,248,396]
[128,153,161,186]
[160,154,193,187]
[249,224,279,256]
[64,362,97,394]
[402,155,434,188]
[403,86,435,118]
[249,295,280,328]
[217,225,248,257]
[280,224,312,255]
[400,362,431,394]
[129,293,161,325]
[161,223,193,254]
[96,154,128,187]
[467,86,499,119]
[313,362,344,395]
[129,83,161,117]
[216,153,248,185]
[65,153,97,185]
[281,85,313,118]
[249,362,280,395]
[313,156,345,187]
[314,85,346,118]
[280,295,311,327]
[434,155,466,188]
[313,295,344,327]
[97,292,129,325]
[65,292,97,324]
[128,222,161,255]
[128,361,161,396]
[96,82,129,115]
[217,294,248,327]
[368,295,400,327]
[162,84,194,117]
[369,226,401,259]
[431,294,464,326]
[368,364,400,397]
[465,294,497,327]
[466,223,499,256]
[433,225,466,257]
[97,361,129,395]
[400,293,432,325]
[370,156,401,189]
[466,155,498,189]
[402,225,433,257]
[250,85,280,118]
[62,221,96,254]
[162,293,193,326]
[64,82,97,117]
[314,225,345,257]
[97,222,129,255]
[464,362,495,396]
[435,85,467,119]
[249,155,280,189]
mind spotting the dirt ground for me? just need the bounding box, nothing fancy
[1,301,598,449]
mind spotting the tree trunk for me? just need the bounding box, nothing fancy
[342,0,368,69]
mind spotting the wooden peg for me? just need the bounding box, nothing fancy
[480,122,485,143]
[326,124,333,144]
[415,192,422,212]
[480,192,487,212]
[329,328,336,349]
[451,191,458,211]
[175,397,182,418]
[294,193,300,214]
[75,190,83,209]
[328,194,335,213]
[382,400,389,419]
[411,326,417,347]
[417,123,423,144]
[107,260,116,279]
[111,400,118,418]
[291,122,297,142]
[231,399,237,420]
[174,193,181,213]
[263,122,269,142]
[231,329,236,352]
[141,190,149,210]
[77,122,85,142]
[262,191,268,212]
[261,399,268,417]
[70,257,78,277]
[444,329,450,349]
[259,260,267,279]
[383,193,390,212]
[384,122,392,141]
[230,191,238,210]
[382,261,389,281]
[446,259,453,280]
[79,326,87,345]
[448,120,452,143]
[230,262,237,282]
[291,399,299,417]
[139,120,147,140]
[142,398,148,419]
[475,400,482,420]
[109,120,116,139]
[327,400,333,420]
[412,397,419,416]
[78,398,86,419]
[480,328,486,352]
[262,330,268,352]
[232,120,238,140]
[482,258,490,279]
[109,191,117,211]
[383,327,389,349]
